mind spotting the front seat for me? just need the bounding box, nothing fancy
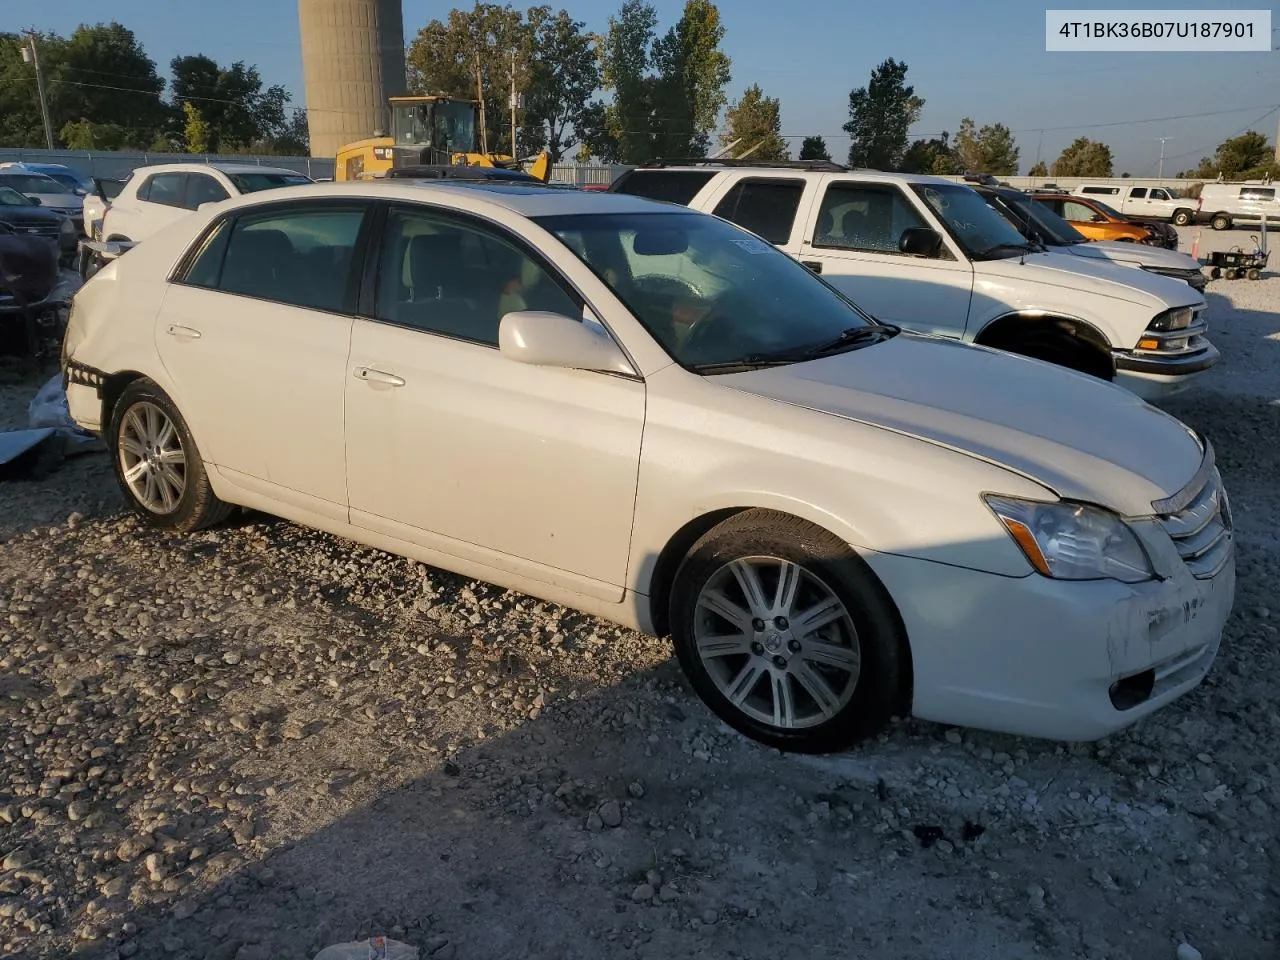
[399,233,482,338]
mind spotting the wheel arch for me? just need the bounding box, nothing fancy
[644,504,915,713]
[975,311,1114,356]
[100,370,149,433]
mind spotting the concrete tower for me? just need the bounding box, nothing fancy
[298,0,407,159]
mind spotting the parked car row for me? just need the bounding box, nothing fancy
[61,174,1235,753]
[609,161,1215,400]
[0,163,85,264]
[1072,179,1279,231]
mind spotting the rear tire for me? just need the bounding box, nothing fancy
[108,379,233,534]
[1211,214,1231,231]
[669,509,907,753]
[1247,268,1261,281]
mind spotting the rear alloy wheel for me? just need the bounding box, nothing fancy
[670,510,905,752]
[109,380,233,533]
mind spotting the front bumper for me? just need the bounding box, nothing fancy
[863,535,1235,741]
[1112,340,1218,400]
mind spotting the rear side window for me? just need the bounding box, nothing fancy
[213,205,367,313]
[711,179,804,244]
[1240,187,1275,201]
[179,220,232,288]
[1081,186,1118,195]
[145,174,186,207]
[611,170,716,205]
[1128,188,1147,199]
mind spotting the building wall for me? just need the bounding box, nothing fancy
[299,0,407,159]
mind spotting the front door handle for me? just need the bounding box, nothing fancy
[354,366,405,387]
[166,323,201,339]
[801,260,822,274]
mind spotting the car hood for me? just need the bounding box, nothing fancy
[976,249,1203,309]
[25,193,81,210]
[719,332,1203,517]
[0,204,64,226]
[1063,240,1200,271]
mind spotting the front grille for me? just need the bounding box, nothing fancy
[1156,451,1232,579]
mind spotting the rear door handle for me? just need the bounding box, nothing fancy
[801,260,822,274]
[354,366,405,387]
[166,324,201,339]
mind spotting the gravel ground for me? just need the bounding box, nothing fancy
[1,235,1277,960]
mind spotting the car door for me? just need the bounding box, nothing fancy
[344,203,645,602]
[155,199,371,523]
[794,177,974,337]
[113,172,190,241]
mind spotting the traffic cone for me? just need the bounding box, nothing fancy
[1190,228,1201,261]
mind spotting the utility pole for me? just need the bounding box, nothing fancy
[473,51,488,156]
[21,32,55,151]
[509,48,517,158]
[1157,136,1174,180]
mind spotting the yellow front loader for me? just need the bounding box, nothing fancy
[335,95,552,183]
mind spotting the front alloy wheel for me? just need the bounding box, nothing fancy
[694,557,861,730]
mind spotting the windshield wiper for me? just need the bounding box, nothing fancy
[687,325,898,375]
[800,323,899,358]
[686,354,810,375]
[977,242,1038,259]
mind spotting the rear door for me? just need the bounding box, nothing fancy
[793,176,974,337]
[110,172,190,241]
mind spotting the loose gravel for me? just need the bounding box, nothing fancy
[1,234,1277,960]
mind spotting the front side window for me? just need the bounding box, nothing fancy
[1063,200,1105,223]
[711,179,804,245]
[611,171,716,206]
[0,185,34,206]
[185,174,230,209]
[912,182,1032,259]
[812,183,930,254]
[375,207,581,345]
[216,205,366,312]
[537,211,887,371]
[145,174,186,207]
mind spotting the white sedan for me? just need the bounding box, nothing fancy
[61,181,1236,752]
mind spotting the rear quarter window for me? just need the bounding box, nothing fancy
[611,170,717,206]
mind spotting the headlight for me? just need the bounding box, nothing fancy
[1147,307,1194,331]
[984,495,1155,583]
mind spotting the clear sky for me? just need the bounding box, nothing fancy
[17,0,1280,174]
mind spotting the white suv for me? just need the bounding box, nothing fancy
[101,162,313,245]
[610,162,1216,401]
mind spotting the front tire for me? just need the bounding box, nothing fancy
[1172,209,1193,227]
[109,379,233,533]
[669,509,907,753]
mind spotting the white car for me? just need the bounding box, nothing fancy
[0,166,83,223]
[100,162,313,245]
[1071,183,1196,224]
[610,163,1216,401]
[1192,181,1279,231]
[62,181,1236,751]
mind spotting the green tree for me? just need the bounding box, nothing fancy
[182,101,211,152]
[798,135,830,161]
[842,58,922,170]
[59,119,130,150]
[406,3,530,156]
[721,84,786,161]
[520,8,600,162]
[54,23,168,147]
[170,55,294,152]
[1027,159,1048,177]
[1185,130,1277,179]
[582,0,660,163]
[1050,136,1113,177]
[953,118,1019,175]
[901,132,955,174]
[649,0,732,158]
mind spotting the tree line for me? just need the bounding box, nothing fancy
[0,23,308,155]
[4,11,1275,181]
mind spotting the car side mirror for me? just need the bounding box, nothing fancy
[899,226,942,257]
[499,310,635,375]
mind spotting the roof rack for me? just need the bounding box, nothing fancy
[641,157,852,172]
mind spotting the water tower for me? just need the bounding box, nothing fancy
[298,0,407,159]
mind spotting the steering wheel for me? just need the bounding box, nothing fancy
[632,275,702,300]
[678,289,755,362]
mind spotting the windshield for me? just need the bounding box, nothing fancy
[996,192,1086,245]
[911,182,1031,259]
[0,173,70,195]
[1093,200,1124,219]
[44,172,90,192]
[391,100,478,154]
[536,211,887,371]
[0,185,35,206]
[227,173,313,193]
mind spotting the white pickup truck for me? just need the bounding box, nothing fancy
[1070,184,1199,226]
[610,162,1217,400]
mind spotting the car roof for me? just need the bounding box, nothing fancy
[133,162,310,177]
[623,164,956,186]
[207,179,689,218]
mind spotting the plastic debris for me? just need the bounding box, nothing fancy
[28,373,98,447]
[0,428,57,480]
[313,937,419,960]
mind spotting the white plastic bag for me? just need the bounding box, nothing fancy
[27,373,96,447]
[313,938,419,960]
